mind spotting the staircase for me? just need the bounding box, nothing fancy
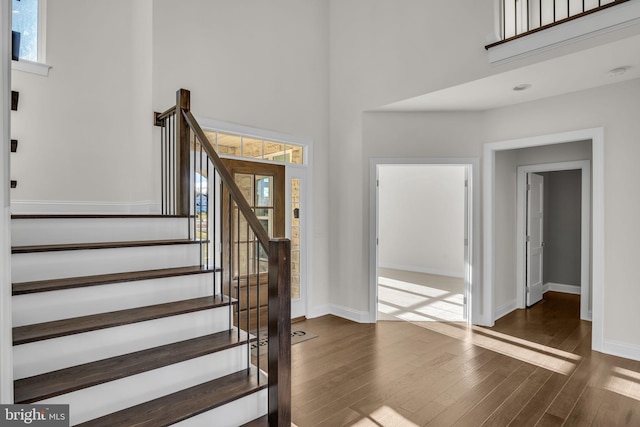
[11,214,270,426]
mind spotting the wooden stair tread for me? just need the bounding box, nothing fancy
[77,368,268,427]
[241,415,269,426]
[13,295,234,345]
[14,329,250,403]
[12,239,206,254]
[13,266,219,295]
[11,214,191,219]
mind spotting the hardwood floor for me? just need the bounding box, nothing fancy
[377,268,464,322]
[290,292,640,426]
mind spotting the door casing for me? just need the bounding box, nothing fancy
[484,128,603,351]
[369,157,480,324]
[517,161,591,319]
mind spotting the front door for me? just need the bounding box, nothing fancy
[221,159,285,332]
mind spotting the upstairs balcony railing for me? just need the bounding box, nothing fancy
[487,0,630,48]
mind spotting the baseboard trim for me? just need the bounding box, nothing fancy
[306,304,331,319]
[378,262,464,279]
[306,304,370,324]
[329,304,371,323]
[11,200,161,215]
[494,300,518,321]
[602,339,640,362]
[544,282,581,295]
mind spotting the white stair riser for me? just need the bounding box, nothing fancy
[175,388,268,427]
[39,345,250,426]
[11,217,190,246]
[11,244,203,282]
[14,308,232,379]
[13,274,215,327]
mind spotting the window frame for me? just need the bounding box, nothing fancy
[11,0,50,76]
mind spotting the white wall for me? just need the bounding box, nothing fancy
[9,1,330,310]
[485,80,640,350]
[363,112,485,316]
[11,0,154,211]
[1,0,14,403]
[362,79,640,355]
[378,165,465,277]
[151,0,330,313]
[329,0,640,357]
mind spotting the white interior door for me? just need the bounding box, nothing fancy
[526,173,545,306]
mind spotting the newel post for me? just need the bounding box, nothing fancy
[175,89,191,216]
[268,238,291,427]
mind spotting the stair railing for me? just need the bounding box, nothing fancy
[155,89,291,426]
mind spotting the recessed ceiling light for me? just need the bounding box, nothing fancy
[608,66,630,77]
[513,84,532,91]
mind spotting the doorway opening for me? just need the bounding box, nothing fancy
[370,158,480,324]
[517,161,591,320]
[484,128,604,351]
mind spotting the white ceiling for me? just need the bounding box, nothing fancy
[376,34,640,112]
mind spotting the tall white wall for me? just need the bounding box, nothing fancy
[10,1,330,310]
[378,165,465,278]
[11,0,154,210]
[151,0,330,311]
[1,0,13,402]
[362,79,640,354]
[330,0,640,357]
[485,80,640,350]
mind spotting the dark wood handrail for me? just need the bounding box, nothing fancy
[182,110,270,249]
[154,105,177,125]
[154,89,291,426]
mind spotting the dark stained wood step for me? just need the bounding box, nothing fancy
[76,368,268,427]
[12,239,206,254]
[240,415,269,426]
[11,214,191,219]
[13,295,234,345]
[14,329,251,404]
[13,266,219,295]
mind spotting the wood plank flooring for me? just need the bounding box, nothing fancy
[290,292,640,426]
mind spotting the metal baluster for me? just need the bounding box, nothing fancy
[246,219,251,371]
[190,132,195,241]
[228,191,235,337]
[161,118,164,215]
[503,0,506,39]
[256,239,261,381]
[169,115,174,215]
[515,0,518,35]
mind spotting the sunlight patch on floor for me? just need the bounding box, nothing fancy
[351,406,419,427]
[377,271,464,322]
[604,367,640,401]
[414,321,581,375]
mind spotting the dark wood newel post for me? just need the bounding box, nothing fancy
[268,238,291,427]
[176,89,191,216]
